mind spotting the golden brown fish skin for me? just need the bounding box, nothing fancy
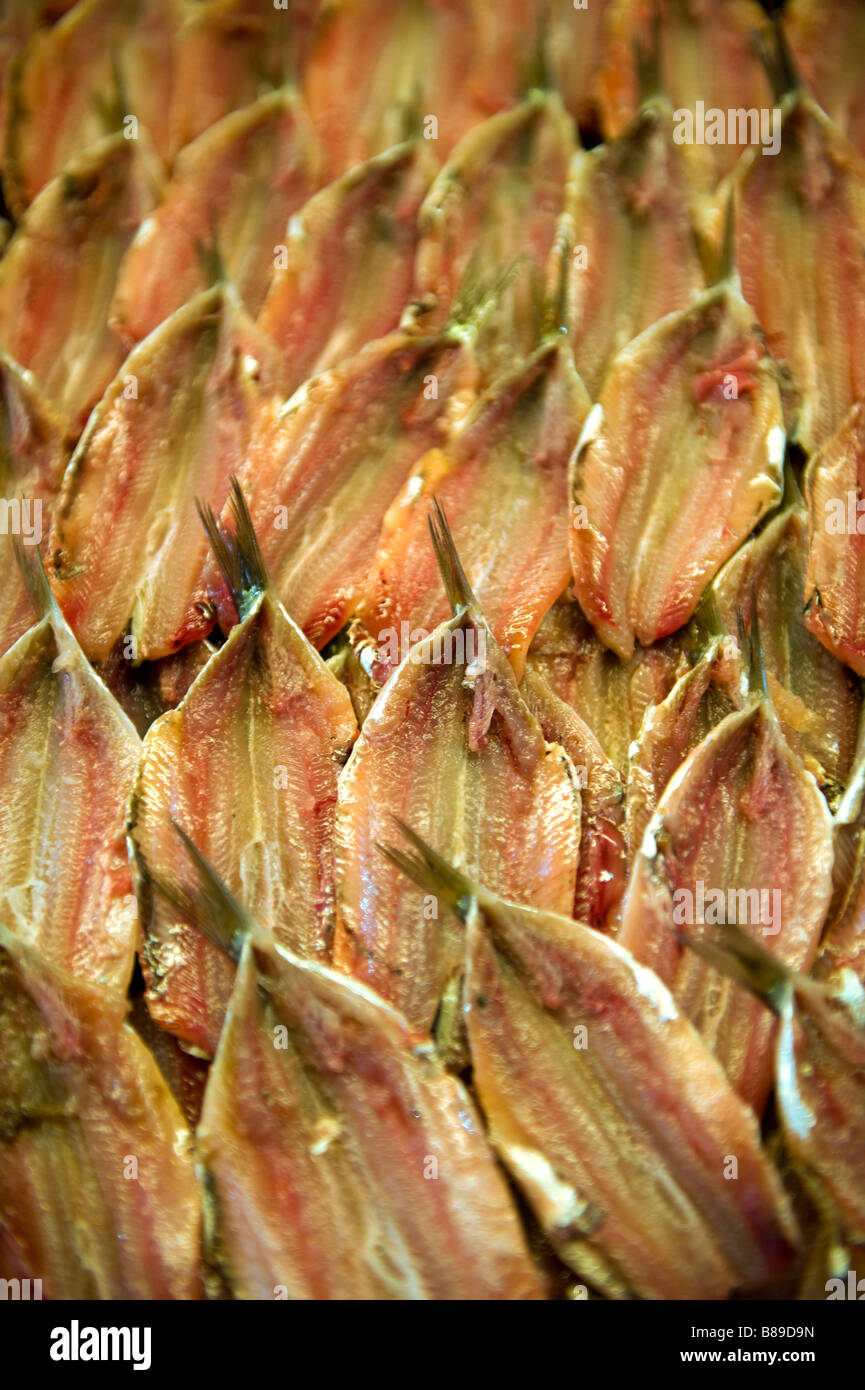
[784,0,865,162]
[732,91,865,454]
[713,480,861,792]
[198,935,544,1300]
[0,356,69,661]
[49,285,284,663]
[111,87,321,347]
[570,278,785,658]
[130,582,357,1059]
[385,838,798,1299]
[258,143,433,395]
[625,635,743,861]
[354,339,590,686]
[333,602,580,1039]
[520,665,628,931]
[561,95,704,398]
[0,926,201,1299]
[525,593,687,775]
[0,132,159,432]
[0,602,141,993]
[619,698,834,1112]
[412,94,576,379]
[204,331,475,651]
[804,402,865,679]
[598,0,774,194]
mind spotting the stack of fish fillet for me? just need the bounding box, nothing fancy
[0,0,864,1301]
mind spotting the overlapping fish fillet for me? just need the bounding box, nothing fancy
[130,487,357,1057]
[333,509,580,1040]
[684,924,865,1243]
[4,0,181,214]
[0,133,159,430]
[0,576,140,992]
[384,829,799,1300]
[354,338,590,685]
[712,477,861,792]
[0,356,69,659]
[804,402,865,679]
[784,0,865,161]
[598,0,774,193]
[258,142,432,394]
[731,86,865,453]
[560,93,704,397]
[302,0,543,182]
[50,284,284,662]
[543,0,614,131]
[570,270,785,657]
[193,895,543,1299]
[412,94,576,378]
[111,87,321,346]
[619,691,834,1111]
[203,329,475,650]
[520,665,627,930]
[170,0,320,155]
[0,926,200,1299]
[625,633,743,860]
[525,593,686,774]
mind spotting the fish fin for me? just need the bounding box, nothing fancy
[134,819,253,964]
[428,498,477,617]
[197,476,269,621]
[377,817,474,921]
[678,921,793,1016]
[13,537,56,622]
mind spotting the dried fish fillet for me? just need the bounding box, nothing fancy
[525,594,686,775]
[199,923,543,1300]
[333,508,580,1041]
[570,271,785,657]
[714,476,861,791]
[804,402,865,679]
[0,573,140,992]
[561,93,704,398]
[684,924,865,1243]
[4,0,180,213]
[731,87,865,453]
[258,143,432,394]
[205,330,474,650]
[303,0,540,181]
[599,0,774,193]
[0,355,69,660]
[50,284,284,662]
[354,339,590,685]
[520,665,628,930]
[0,133,159,430]
[412,94,576,376]
[112,88,321,346]
[385,828,799,1300]
[784,0,865,161]
[129,486,357,1057]
[543,0,613,130]
[170,0,318,156]
[0,925,200,1299]
[625,633,742,859]
[619,692,834,1111]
